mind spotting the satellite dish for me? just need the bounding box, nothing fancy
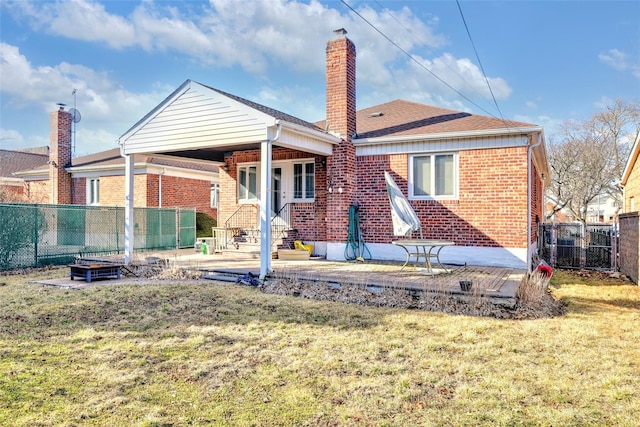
[68,108,81,123]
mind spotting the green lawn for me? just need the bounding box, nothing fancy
[1,268,638,426]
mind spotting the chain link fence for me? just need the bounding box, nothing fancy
[0,203,195,271]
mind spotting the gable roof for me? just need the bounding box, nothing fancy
[314,99,538,140]
[0,149,48,178]
[621,132,640,186]
[119,80,339,160]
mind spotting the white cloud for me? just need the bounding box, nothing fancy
[0,42,167,153]
[599,48,640,79]
[5,0,136,49]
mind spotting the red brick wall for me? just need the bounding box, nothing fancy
[49,108,72,204]
[356,147,530,248]
[220,147,326,238]
[74,174,216,218]
[71,178,85,205]
[530,159,543,244]
[156,175,217,218]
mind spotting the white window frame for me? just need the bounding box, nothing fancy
[210,183,219,208]
[408,152,458,200]
[292,160,315,202]
[237,163,259,203]
[87,178,100,205]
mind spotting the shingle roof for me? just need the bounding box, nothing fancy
[0,149,48,177]
[316,99,538,140]
[71,148,219,173]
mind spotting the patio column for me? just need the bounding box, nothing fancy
[124,154,134,264]
[259,139,272,279]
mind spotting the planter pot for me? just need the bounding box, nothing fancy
[459,280,473,291]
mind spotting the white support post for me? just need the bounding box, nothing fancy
[259,140,273,279]
[124,154,134,264]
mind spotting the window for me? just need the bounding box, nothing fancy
[410,153,457,199]
[210,183,219,208]
[87,178,100,205]
[238,165,257,202]
[293,161,314,201]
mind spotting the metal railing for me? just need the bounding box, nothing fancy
[538,222,618,271]
[221,203,293,252]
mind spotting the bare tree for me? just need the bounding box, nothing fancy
[547,99,639,223]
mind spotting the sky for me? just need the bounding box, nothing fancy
[0,0,638,157]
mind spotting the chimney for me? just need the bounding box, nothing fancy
[326,28,356,140]
[49,105,72,204]
[325,29,358,249]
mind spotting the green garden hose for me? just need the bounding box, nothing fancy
[345,203,372,261]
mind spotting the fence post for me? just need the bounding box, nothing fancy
[33,204,39,268]
[176,208,180,249]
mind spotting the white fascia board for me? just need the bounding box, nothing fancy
[0,177,26,185]
[278,121,341,145]
[353,126,544,146]
[622,133,640,185]
[67,162,219,182]
[13,168,48,180]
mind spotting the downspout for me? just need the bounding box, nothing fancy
[527,133,543,272]
[259,122,282,279]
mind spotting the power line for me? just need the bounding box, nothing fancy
[455,0,506,122]
[373,0,492,105]
[341,0,499,119]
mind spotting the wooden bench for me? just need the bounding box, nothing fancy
[392,240,454,274]
[69,263,122,283]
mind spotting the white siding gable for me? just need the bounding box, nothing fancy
[121,81,277,155]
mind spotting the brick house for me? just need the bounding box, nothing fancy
[118,29,549,275]
[2,106,219,220]
[620,132,640,283]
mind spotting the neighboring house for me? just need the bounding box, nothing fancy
[544,194,575,223]
[621,132,640,213]
[620,133,640,284]
[585,193,619,223]
[0,147,50,202]
[2,107,219,220]
[118,29,549,275]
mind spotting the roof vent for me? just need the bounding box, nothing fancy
[369,112,384,118]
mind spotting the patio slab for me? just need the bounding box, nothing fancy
[32,248,524,307]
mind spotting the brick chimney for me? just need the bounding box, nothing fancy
[325,28,356,139]
[325,29,357,248]
[49,105,72,204]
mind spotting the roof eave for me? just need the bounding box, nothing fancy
[352,126,544,145]
[279,120,341,145]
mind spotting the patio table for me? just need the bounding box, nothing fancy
[392,239,454,274]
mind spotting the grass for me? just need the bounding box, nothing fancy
[1,267,639,426]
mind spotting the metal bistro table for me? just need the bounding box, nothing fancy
[392,239,455,274]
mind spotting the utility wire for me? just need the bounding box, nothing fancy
[455,0,506,122]
[373,0,493,106]
[341,0,499,119]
